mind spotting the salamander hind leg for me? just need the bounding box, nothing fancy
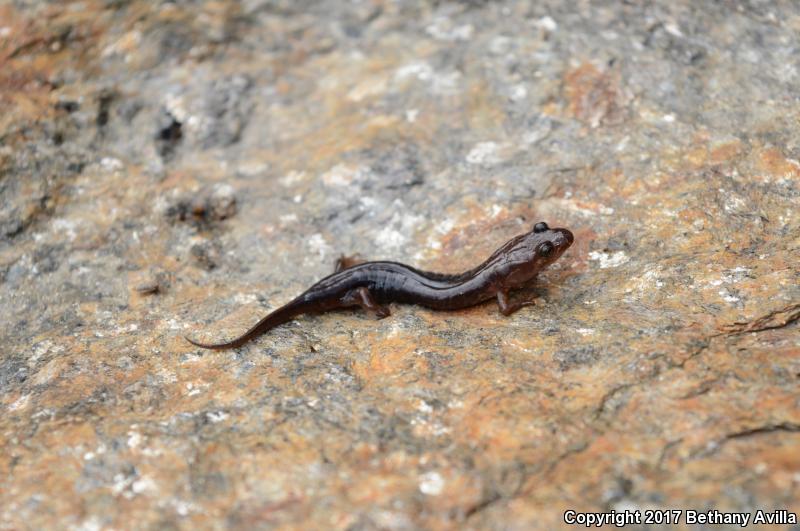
[333,254,364,273]
[342,286,390,319]
[496,290,537,316]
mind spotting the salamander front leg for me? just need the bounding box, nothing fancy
[496,290,537,316]
[343,287,391,319]
[333,254,364,273]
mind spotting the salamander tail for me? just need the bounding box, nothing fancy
[183,335,248,350]
[185,298,309,350]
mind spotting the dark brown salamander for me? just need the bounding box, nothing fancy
[186,222,574,349]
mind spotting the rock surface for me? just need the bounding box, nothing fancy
[1,1,799,529]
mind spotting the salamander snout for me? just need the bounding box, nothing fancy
[560,228,574,246]
[533,222,573,248]
[546,227,573,256]
[533,222,573,245]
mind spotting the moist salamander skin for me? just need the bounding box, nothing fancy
[186,221,574,350]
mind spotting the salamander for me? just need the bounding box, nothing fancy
[186,221,574,349]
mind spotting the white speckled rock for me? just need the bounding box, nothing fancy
[1,1,799,529]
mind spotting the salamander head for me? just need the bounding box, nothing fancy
[529,221,573,268]
[496,221,574,287]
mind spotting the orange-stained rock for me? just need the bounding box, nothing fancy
[1,1,799,530]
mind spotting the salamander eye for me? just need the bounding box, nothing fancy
[533,222,549,233]
[538,242,554,257]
